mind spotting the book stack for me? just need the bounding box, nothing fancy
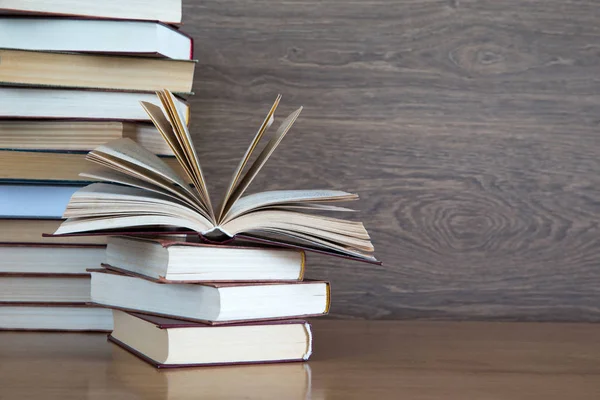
[96,236,328,367]
[0,1,194,331]
[50,89,379,367]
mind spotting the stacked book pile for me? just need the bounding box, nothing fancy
[95,236,329,367]
[0,0,194,331]
[51,89,379,367]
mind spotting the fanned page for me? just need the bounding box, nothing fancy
[53,89,379,264]
[85,139,211,221]
[81,169,200,211]
[89,138,193,198]
[140,94,214,221]
[223,189,359,222]
[224,107,303,215]
[221,211,373,253]
[159,90,213,216]
[55,183,213,235]
[236,230,379,263]
[218,95,281,218]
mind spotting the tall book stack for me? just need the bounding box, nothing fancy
[0,1,195,331]
[50,89,380,367]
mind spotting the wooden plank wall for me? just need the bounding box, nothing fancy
[183,0,600,321]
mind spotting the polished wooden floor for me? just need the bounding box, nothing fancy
[1,320,599,399]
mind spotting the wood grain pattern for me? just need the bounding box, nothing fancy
[1,321,600,399]
[181,0,600,321]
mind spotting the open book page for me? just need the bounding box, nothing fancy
[221,210,373,252]
[88,138,205,202]
[80,169,207,216]
[90,138,191,192]
[58,183,212,234]
[224,108,303,219]
[161,90,214,218]
[140,102,198,185]
[218,95,282,219]
[259,203,357,212]
[85,154,211,220]
[238,229,378,262]
[86,144,212,220]
[141,96,213,220]
[55,215,209,236]
[63,184,198,217]
[223,189,358,222]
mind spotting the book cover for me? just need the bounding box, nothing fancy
[108,316,313,368]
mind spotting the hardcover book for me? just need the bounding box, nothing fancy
[105,236,305,282]
[0,49,195,93]
[0,273,91,303]
[0,243,105,274]
[0,18,193,59]
[0,150,185,183]
[109,310,313,368]
[0,120,174,155]
[0,219,107,245]
[0,304,112,332]
[0,87,190,122]
[90,268,330,324]
[0,184,81,218]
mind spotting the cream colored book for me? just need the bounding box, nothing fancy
[0,150,185,183]
[0,49,195,93]
[109,310,313,367]
[90,269,330,323]
[0,121,173,155]
[105,236,305,282]
[0,219,107,245]
[54,90,379,263]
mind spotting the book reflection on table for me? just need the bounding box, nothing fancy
[102,344,313,400]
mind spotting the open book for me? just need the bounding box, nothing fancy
[53,90,379,264]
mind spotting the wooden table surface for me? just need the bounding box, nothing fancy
[1,320,599,400]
